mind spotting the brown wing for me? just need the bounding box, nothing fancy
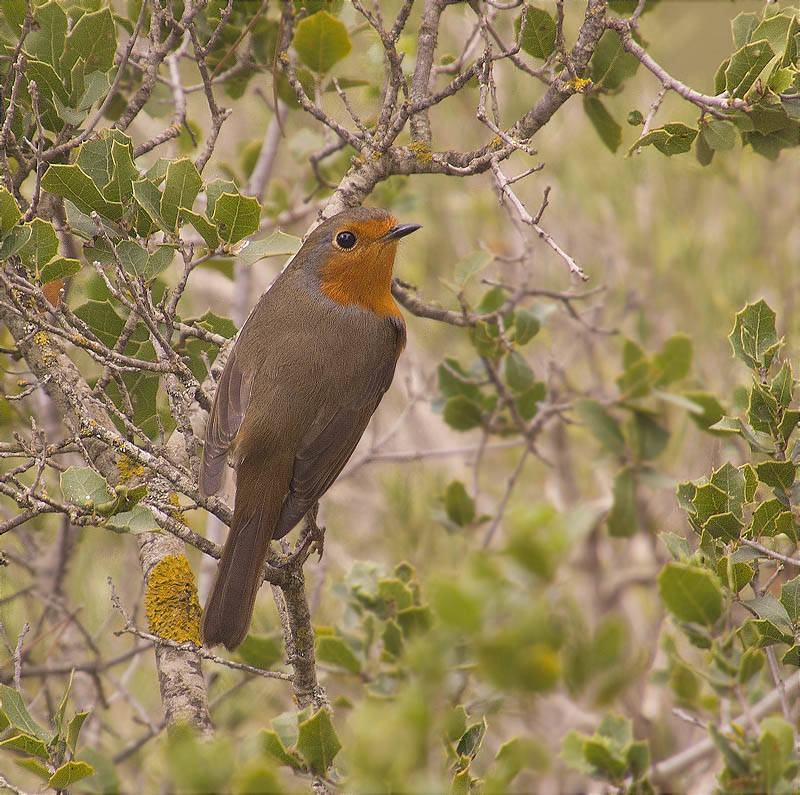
[199,344,252,496]
[272,350,400,539]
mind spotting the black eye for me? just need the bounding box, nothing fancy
[335,230,357,249]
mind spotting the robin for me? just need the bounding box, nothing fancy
[199,206,421,650]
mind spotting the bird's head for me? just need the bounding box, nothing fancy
[296,207,420,317]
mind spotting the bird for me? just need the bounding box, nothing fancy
[199,206,421,650]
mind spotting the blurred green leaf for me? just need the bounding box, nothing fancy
[444,480,475,526]
[316,635,361,674]
[589,29,639,90]
[513,308,540,345]
[653,334,692,385]
[456,719,487,760]
[293,10,351,73]
[442,396,483,431]
[607,466,638,537]
[504,351,535,392]
[583,97,621,153]
[239,231,301,266]
[658,563,723,625]
[575,399,624,455]
[779,575,800,623]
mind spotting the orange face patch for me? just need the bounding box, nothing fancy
[320,217,404,318]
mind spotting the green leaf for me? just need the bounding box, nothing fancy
[709,461,745,518]
[41,163,121,220]
[660,531,690,561]
[212,192,261,245]
[630,123,698,157]
[78,69,111,111]
[731,11,759,49]
[741,463,758,502]
[63,6,116,73]
[752,498,784,537]
[582,737,626,779]
[780,575,800,623]
[430,579,481,633]
[178,208,218,250]
[0,225,32,260]
[74,299,125,346]
[583,96,622,153]
[161,158,203,231]
[296,708,342,775]
[205,178,237,218]
[67,711,90,753]
[702,119,737,151]
[104,504,160,534]
[516,5,557,60]
[703,512,743,542]
[397,605,433,636]
[749,618,793,646]
[653,334,692,385]
[607,466,638,537]
[259,729,304,770]
[104,139,139,204]
[381,619,403,657]
[504,351,535,392]
[0,186,21,236]
[49,760,94,789]
[658,563,723,626]
[750,14,796,61]
[17,218,59,273]
[755,461,796,490]
[456,719,487,759]
[144,245,176,280]
[25,1,68,67]
[696,128,714,166]
[628,411,669,461]
[132,179,171,233]
[454,250,492,286]
[624,740,650,780]
[770,360,794,408]
[748,382,779,433]
[39,257,81,284]
[293,10,352,73]
[589,29,639,90]
[513,308,540,345]
[745,593,792,628]
[781,645,800,665]
[0,733,49,758]
[316,635,361,674]
[442,396,483,431]
[438,359,481,401]
[236,634,282,670]
[575,399,624,455]
[444,480,475,526]
[238,231,301,265]
[15,757,52,781]
[60,466,112,509]
[0,686,52,742]
[726,39,775,97]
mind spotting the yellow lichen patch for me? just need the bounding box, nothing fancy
[568,77,592,93]
[117,453,144,483]
[33,331,48,345]
[408,141,433,163]
[145,554,202,646]
[168,492,186,524]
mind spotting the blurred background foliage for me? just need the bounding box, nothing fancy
[3,0,800,792]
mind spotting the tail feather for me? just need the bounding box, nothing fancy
[201,456,290,650]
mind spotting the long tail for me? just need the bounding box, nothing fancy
[201,455,290,650]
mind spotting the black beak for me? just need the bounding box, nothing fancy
[382,223,422,241]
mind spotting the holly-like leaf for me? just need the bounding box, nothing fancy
[0,186,21,235]
[296,708,342,775]
[630,123,698,157]
[755,460,796,490]
[780,575,800,623]
[0,733,49,758]
[725,39,775,98]
[0,686,52,742]
[293,10,352,73]
[63,6,116,73]
[729,299,779,370]
[42,163,122,219]
[212,192,261,245]
[161,158,203,231]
